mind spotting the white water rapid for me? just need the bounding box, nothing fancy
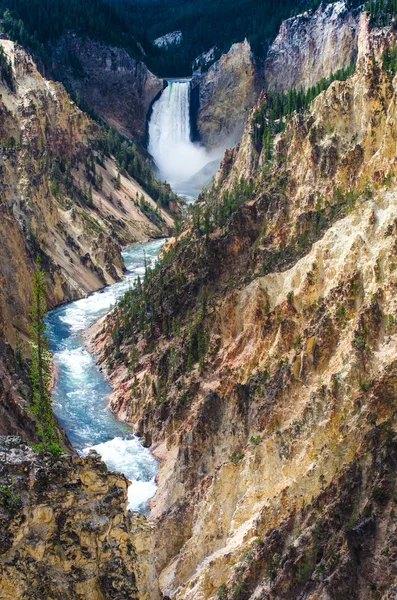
[47,240,165,513]
[148,79,219,200]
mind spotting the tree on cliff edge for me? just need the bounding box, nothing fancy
[29,258,62,457]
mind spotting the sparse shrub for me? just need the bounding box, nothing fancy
[359,379,370,392]
[230,451,245,465]
[0,482,21,511]
[217,584,228,600]
[336,304,346,320]
[250,435,262,446]
[294,335,302,349]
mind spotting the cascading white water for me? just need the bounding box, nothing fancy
[148,79,213,197]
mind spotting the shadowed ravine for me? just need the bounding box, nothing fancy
[46,239,165,512]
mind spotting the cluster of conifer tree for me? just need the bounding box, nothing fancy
[110,240,210,389]
[191,178,255,237]
[382,43,397,78]
[0,0,353,78]
[0,44,14,89]
[29,260,63,457]
[0,0,143,66]
[114,0,325,76]
[252,64,356,155]
[92,129,178,208]
[365,0,397,26]
[39,128,177,216]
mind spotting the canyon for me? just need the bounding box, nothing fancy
[2,1,397,600]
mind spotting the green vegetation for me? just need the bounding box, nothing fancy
[382,43,397,79]
[139,194,166,228]
[0,0,357,77]
[29,259,62,458]
[91,128,178,209]
[252,65,355,154]
[0,481,21,511]
[230,451,245,464]
[78,209,104,234]
[112,0,326,76]
[249,435,262,446]
[217,584,228,600]
[193,177,254,235]
[40,124,178,224]
[365,0,397,26]
[0,0,143,67]
[0,44,14,90]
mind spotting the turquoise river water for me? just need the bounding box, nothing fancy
[46,239,165,512]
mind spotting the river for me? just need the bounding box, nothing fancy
[46,239,165,512]
[48,79,212,513]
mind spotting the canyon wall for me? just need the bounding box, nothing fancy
[264,0,360,92]
[195,40,264,151]
[196,1,360,157]
[51,34,163,142]
[0,40,174,344]
[0,40,175,599]
[3,4,397,600]
[92,13,397,599]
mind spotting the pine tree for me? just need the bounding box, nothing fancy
[112,314,121,359]
[29,258,62,457]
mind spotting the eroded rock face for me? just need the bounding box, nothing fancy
[0,343,37,443]
[196,40,264,151]
[0,437,158,600]
[51,33,163,141]
[0,40,174,344]
[264,0,360,91]
[196,2,361,154]
[91,14,397,599]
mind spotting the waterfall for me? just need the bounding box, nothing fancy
[148,79,212,197]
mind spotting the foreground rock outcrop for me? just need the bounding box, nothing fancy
[0,437,157,600]
[90,11,397,599]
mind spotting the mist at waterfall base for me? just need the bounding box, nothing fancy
[148,80,221,200]
[47,240,165,512]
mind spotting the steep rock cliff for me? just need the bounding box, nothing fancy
[0,40,174,343]
[264,0,360,92]
[196,40,264,151]
[92,13,397,599]
[51,34,163,142]
[0,436,158,600]
[196,1,361,155]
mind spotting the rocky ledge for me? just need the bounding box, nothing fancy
[0,436,157,600]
